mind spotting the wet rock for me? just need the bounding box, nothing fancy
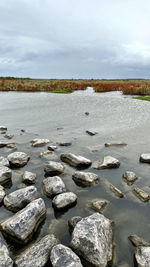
[135,246,150,266]
[31,138,50,147]
[92,156,120,169]
[57,142,72,146]
[15,234,59,267]
[104,179,124,198]
[86,130,97,136]
[87,145,102,152]
[105,142,127,147]
[72,171,99,186]
[0,198,46,244]
[39,151,52,157]
[60,153,92,168]
[50,244,83,267]
[0,237,13,266]
[4,134,14,139]
[140,153,150,163]
[43,176,66,198]
[68,216,82,233]
[0,156,9,167]
[44,161,65,176]
[0,185,6,204]
[0,130,7,134]
[70,213,113,267]
[128,234,150,247]
[4,186,38,212]
[85,112,89,116]
[7,152,30,168]
[52,192,77,210]
[21,129,25,132]
[6,143,17,150]
[0,141,13,148]
[122,171,138,185]
[91,198,110,213]
[48,145,58,151]
[0,126,7,131]
[22,171,37,184]
[132,187,150,202]
[0,165,12,185]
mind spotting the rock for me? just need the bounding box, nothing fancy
[70,213,113,267]
[31,138,50,147]
[4,186,38,212]
[72,171,99,186]
[85,112,89,116]
[68,216,82,233]
[15,234,59,267]
[92,156,120,169]
[50,244,83,267]
[0,198,46,244]
[7,152,30,167]
[104,179,124,198]
[44,161,65,176]
[105,142,127,147]
[17,183,27,189]
[52,192,77,210]
[128,234,150,247]
[87,145,102,152]
[140,153,150,163]
[60,153,92,168]
[132,187,150,202]
[48,145,58,151]
[57,127,64,130]
[0,237,13,266]
[0,165,12,184]
[4,134,14,139]
[91,198,110,213]
[21,129,25,132]
[0,156,9,167]
[39,151,52,158]
[0,130,7,134]
[0,126,7,131]
[57,142,72,146]
[6,143,17,150]
[122,171,138,185]
[86,130,97,136]
[0,141,13,148]
[135,246,150,266]
[0,185,5,204]
[22,171,37,184]
[43,176,66,198]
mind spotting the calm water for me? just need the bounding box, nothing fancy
[0,88,150,266]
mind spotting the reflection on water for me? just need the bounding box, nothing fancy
[0,89,150,265]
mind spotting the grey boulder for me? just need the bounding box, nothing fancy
[7,152,30,167]
[60,153,92,168]
[0,198,46,244]
[140,153,150,163]
[0,156,9,167]
[0,126,7,131]
[0,237,13,266]
[70,213,113,267]
[43,176,66,198]
[0,165,12,184]
[4,186,38,212]
[44,161,65,176]
[52,192,77,210]
[31,138,50,147]
[128,234,150,247]
[0,185,6,204]
[50,244,83,267]
[92,156,120,169]
[72,171,99,186]
[22,171,37,184]
[135,246,150,266]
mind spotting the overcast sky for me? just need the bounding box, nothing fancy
[0,0,150,78]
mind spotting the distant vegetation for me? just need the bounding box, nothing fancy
[0,77,150,95]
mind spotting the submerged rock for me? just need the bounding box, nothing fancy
[91,198,110,213]
[43,176,66,198]
[31,138,50,147]
[48,145,58,151]
[68,216,82,233]
[0,198,46,244]
[0,165,12,185]
[70,213,113,267]
[93,156,120,169]
[7,152,30,167]
[72,171,99,186]
[4,134,14,139]
[128,234,150,247]
[6,143,17,150]
[60,153,92,168]
[39,150,52,158]
[22,171,37,184]
[0,156,9,167]
[0,237,13,266]
[86,130,98,136]
[105,142,127,147]
[122,171,138,185]
[15,234,59,267]
[0,185,5,204]
[104,179,124,198]
[44,161,65,176]
[135,246,150,266]
[140,153,150,163]
[50,244,83,267]
[52,192,77,210]
[57,142,72,146]
[132,187,150,202]
[87,145,102,152]
[4,186,38,212]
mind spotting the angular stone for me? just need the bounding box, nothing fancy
[0,156,9,167]
[0,237,13,266]
[128,234,150,247]
[93,156,120,169]
[0,198,46,244]
[57,142,72,146]
[122,171,138,185]
[22,171,37,184]
[60,153,92,168]
[0,185,5,204]
[0,141,13,148]
[15,234,59,267]
[91,198,110,213]
[43,176,66,198]
[72,171,99,186]
[31,138,50,147]
[44,161,65,176]
[4,186,38,212]
[132,187,150,202]
[140,153,150,163]
[52,192,77,210]
[86,130,97,136]
[105,142,127,147]
[48,145,58,151]
[135,246,150,266]
[0,165,12,184]
[50,244,83,267]
[70,213,113,267]
[7,152,30,167]
[68,216,82,233]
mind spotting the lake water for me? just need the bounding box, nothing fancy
[0,88,150,266]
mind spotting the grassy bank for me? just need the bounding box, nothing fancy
[133,96,150,102]
[0,77,150,95]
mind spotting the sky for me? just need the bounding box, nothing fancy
[0,0,150,79]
